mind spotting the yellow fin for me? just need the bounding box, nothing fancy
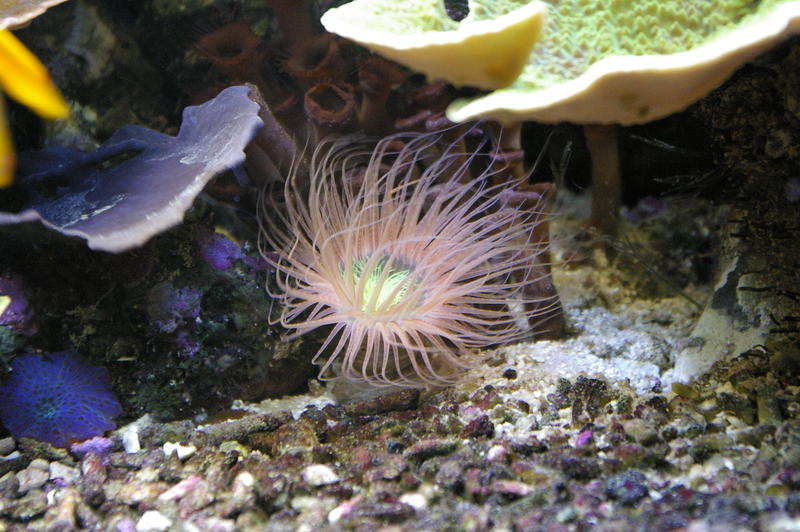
[0,29,68,119]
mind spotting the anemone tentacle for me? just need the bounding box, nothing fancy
[260,128,561,387]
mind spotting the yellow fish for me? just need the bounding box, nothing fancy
[0,29,68,187]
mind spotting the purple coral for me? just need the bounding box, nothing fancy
[0,351,122,448]
[199,232,244,271]
[0,274,36,335]
[0,85,263,253]
[146,281,202,334]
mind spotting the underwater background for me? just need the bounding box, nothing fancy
[0,0,798,529]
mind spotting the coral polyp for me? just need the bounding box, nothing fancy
[261,129,561,388]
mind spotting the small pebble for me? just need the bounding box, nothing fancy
[555,506,577,523]
[48,487,79,531]
[0,436,15,455]
[136,510,172,532]
[162,442,197,461]
[302,464,339,486]
[158,474,202,502]
[399,492,427,510]
[490,480,534,498]
[49,462,81,486]
[486,444,508,463]
[575,429,594,447]
[502,368,518,379]
[328,495,363,524]
[403,439,458,463]
[17,465,49,493]
[605,470,649,506]
[0,471,19,497]
[10,490,47,520]
[29,458,49,470]
[121,424,141,454]
[460,415,495,439]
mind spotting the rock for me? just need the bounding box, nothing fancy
[16,465,49,493]
[135,510,172,532]
[49,462,81,486]
[302,464,340,487]
[605,470,649,506]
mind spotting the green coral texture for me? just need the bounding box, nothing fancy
[346,0,456,34]
[523,0,787,90]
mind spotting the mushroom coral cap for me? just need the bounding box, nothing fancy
[323,0,800,125]
[449,0,800,124]
[321,0,546,90]
[0,0,71,30]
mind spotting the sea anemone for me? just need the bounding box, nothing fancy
[260,129,560,387]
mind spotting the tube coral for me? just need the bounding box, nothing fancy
[260,129,561,388]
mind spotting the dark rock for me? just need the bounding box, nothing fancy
[403,439,458,463]
[460,415,495,439]
[604,470,648,506]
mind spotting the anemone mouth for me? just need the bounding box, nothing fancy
[36,397,59,420]
[349,253,419,315]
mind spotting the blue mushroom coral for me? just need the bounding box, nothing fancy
[0,351,122,448]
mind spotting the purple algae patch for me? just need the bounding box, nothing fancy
[199,232,244,271]
[71,436,115,460]
[146,281,202,334]
[0,351,122,448]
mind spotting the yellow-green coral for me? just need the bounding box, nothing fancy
[321,0,546,89]
[448,0,800,124]
[326,0,459,34]
[324,0,800,124]
[519,0,787,92]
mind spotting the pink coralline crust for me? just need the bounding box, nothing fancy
[260,128,562,388]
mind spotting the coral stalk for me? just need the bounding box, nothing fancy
[357,56,406,134]
[585,124,621,240]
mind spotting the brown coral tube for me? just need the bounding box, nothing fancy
[304,82,356,141]
[357,56,406,134]
[395,109,434,132]
[584,124,621,241]
[284,35,348,89]
[265,0,315,46]
[197,22,266,83]
[404,81,451,115]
